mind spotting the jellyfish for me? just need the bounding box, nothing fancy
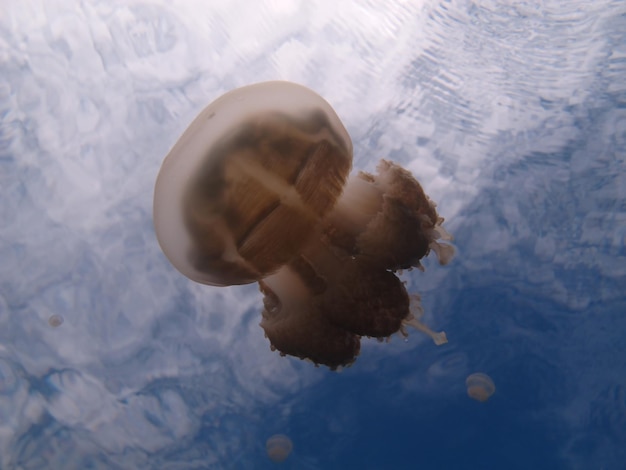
[154,81,454,369]
[465,372,495,402]
[266,434,293,463]
[48,314,64,328]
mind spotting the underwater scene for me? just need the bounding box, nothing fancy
[1,1,625,468]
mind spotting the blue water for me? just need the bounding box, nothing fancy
[1,1,625,469]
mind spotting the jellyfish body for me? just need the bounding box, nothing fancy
[48,314,64,327]
[466,373,496,402]
[266,434,293,463]
[154,81,454,368]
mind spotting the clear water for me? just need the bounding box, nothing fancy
[1,1,625,469]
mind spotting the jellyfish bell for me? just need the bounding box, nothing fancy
[466,372,496,402]
[153,81,353,286]
[266,434,293,463]
[48,314,64,328]
[153,81,455,368]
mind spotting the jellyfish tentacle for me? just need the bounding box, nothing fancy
[429,240,456,266]
[398,294,448,346]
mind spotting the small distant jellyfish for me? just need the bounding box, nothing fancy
[466,372,495,402]
[153,81,455,369]
[266,434,293,463]
[48,314,64,328]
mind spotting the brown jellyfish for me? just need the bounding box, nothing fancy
[466,373,496,402]
[153,81,454,369]
[266,434,293,463]
[48,314,64,328]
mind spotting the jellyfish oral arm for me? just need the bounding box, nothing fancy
[323,159,455,271]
